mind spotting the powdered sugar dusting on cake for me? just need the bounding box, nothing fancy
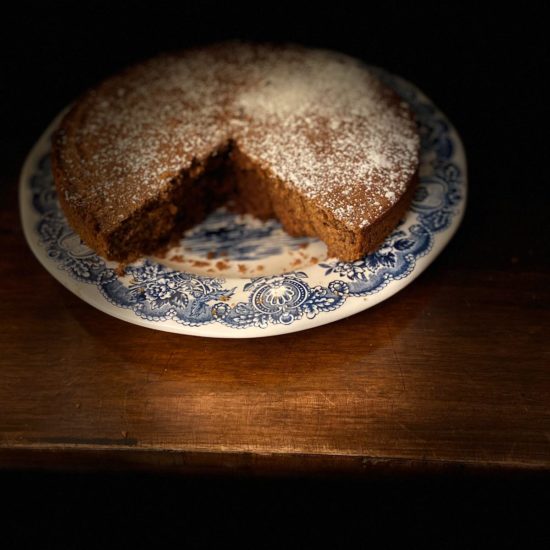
[235,48,419,228]
[54,43,419,232]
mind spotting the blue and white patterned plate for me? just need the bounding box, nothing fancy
[19,70,467,338]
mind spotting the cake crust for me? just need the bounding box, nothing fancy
[51,43,420,262]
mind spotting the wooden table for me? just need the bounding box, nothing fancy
[1,156,548,475]
[1,4,548,477]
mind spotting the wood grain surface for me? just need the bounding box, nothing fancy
[1,168,548,473]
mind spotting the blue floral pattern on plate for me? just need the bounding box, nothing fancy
[21,69,466,336]
[181,209,314,261]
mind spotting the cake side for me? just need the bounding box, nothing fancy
[229,144,419,261]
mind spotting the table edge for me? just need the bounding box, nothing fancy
[1,445,547,477]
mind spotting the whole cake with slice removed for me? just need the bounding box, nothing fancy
[51,42,420,263]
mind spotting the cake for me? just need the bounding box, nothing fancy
[51,42,420,263]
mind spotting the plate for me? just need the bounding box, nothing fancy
[19,69,467,338]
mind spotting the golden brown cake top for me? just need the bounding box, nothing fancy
[53,43,419,234]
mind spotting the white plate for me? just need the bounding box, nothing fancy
[19,69,467,338]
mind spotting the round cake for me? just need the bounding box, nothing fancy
[51,42,420,263]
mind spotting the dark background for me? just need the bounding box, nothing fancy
[1,2,548,547]
[2,2,548,267]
